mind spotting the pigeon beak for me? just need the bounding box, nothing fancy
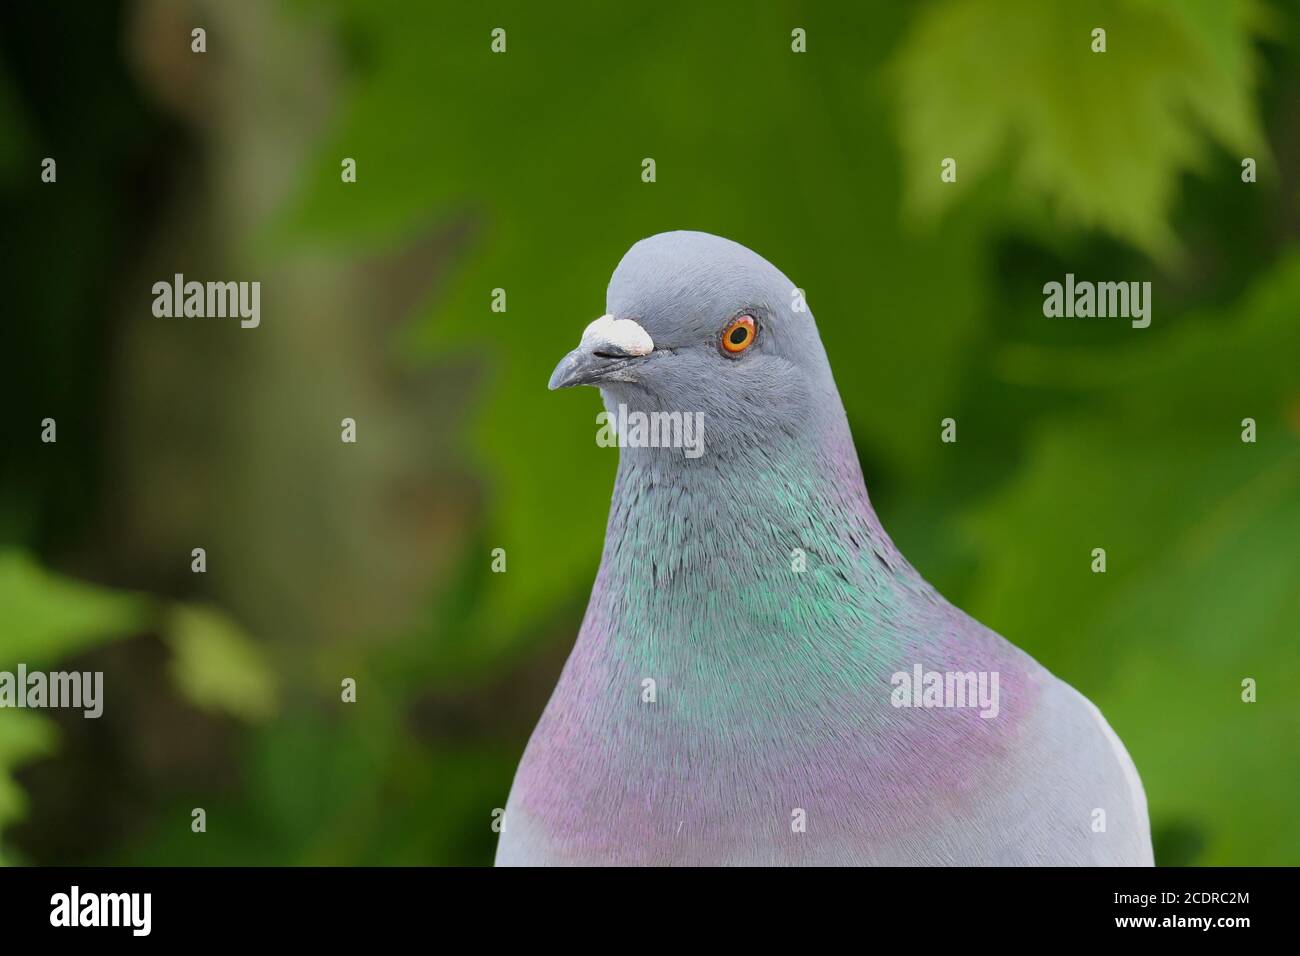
[548,314,655,390]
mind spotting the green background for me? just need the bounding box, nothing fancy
[1,0,1296,866]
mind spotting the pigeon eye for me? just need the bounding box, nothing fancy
[721,314,757,355]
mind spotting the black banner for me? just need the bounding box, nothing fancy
[0,866,1287,941]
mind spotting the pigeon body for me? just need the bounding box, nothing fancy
[497,231,1153,866]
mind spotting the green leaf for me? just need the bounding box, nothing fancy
[0,550,147,669]
[166,605,277,722]
[0,711,56,846]
[894,0,1270,258]
[963,251,1300,864]
[0,551,146,861]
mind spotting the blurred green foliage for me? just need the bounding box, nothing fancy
[895,0,1271,258]
[166,605,277,722]
[965,257,1300,864]
[1,0,1297,865]
[0,552,145,859]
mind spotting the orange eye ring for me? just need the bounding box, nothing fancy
[721,314,757,354]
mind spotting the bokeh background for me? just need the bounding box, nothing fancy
[1,0,1297,866]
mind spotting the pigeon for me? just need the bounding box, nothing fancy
[496,231,1153,866]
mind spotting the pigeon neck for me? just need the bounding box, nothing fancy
[599,416,914,602]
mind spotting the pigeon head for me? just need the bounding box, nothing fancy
[548,231,841,454]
